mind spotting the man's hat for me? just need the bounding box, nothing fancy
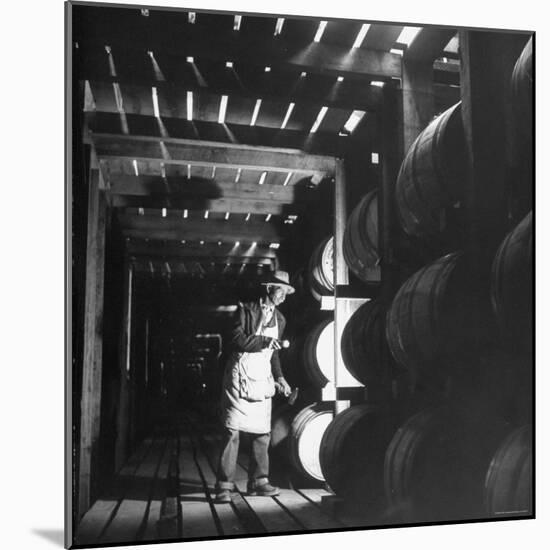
[260,270,295,294]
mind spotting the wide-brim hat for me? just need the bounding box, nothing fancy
[260,270,295,294]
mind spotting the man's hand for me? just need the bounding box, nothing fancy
[267,338,282,350]
[276,377,291,397]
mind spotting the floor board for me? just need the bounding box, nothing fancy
[75,436,157,545]
[75,425,352,547]
[178,436,219,538]
[100,436,167,544]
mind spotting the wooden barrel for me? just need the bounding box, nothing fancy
[340,299,391,385]
[395,102,467,240]
[384,408,457,521]
[288,402,334,481]
[384,407,506,522]
[491,211,532,353]
[302,318,334,388]
[319,404,394,507]
[484,425,532,516]
[343,189,380,282]
[386,252,488,377]
[308,237,334,301]
[510,38,533,145]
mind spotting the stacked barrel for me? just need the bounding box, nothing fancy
[269,237,336,484]
[382,37,532,522]
[274,37,532,519]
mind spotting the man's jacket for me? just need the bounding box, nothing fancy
[227,300,286,379]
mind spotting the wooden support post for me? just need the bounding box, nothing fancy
[334,159,349,291]
[115,261,133,471]
[402,60,436,153]
[380,84,403,300]
[378,84,404,401]
[326,159,356,412]
[459,30,530,257]
[78,168,107,519]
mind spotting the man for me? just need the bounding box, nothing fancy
[215,271,293,503]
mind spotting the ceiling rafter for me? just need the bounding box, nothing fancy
[119,212,284,243]
[92,133,337,177]
[85,111,378,156]
[76,23,403,80]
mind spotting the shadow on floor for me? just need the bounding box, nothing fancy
[32,528,65,547]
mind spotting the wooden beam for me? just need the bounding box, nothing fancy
[85,111,375,157]
[106,174,317,202]
[126,240,277,259]
[110,195,306,215]
[380,86,403,298]
[405,28,458,62]
[78,169,107,518]
[77,22,402,80]
[92,133,336,176]
[402,60,435,152]
[132,256,275,269]
[77,70,385,112]
[115,261,133,472]
[118,212,282,243]
[334,159,349,287]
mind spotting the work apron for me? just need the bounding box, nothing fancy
[221,318,278,434]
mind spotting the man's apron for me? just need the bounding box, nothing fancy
[221,317,278,434]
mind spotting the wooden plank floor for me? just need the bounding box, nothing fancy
[75,423,345,547]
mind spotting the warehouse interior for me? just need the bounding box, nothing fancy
[68,3,533,547]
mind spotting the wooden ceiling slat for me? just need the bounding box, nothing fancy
[280,19,320,45]
[93,134,337,175]
[225,95,257,126]
[192,12,232,29]
[88,81,117,112]
[318,107,354,134]
[363,24,404,51]
[255,98,292,130]
[404,28,459,62]
[240,15,277,38]
[322,20,364,49]
[195,91,220,124]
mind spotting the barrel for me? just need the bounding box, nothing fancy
[395,102,467,240]
[490,211,532,353]
[384,406,506,522]
[319,404,395,507]
[340,299,391,386]
[386,252,488,377]
[384,407,481,521]
[510,38,533,145]
[484,425,532,516]
[343,189,381,283]
[307,237,334,301]
[302,318,334,388]
[288,402,334,481]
